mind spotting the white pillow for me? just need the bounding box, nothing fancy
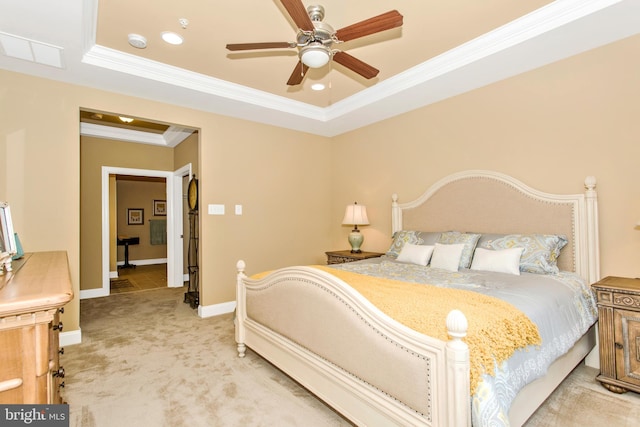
[470,247,524,275]
[396,244,434,266]
[430,243,465,272]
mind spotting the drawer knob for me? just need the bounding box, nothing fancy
[53,367,65,378]
[53,322,63,331]
[615,342,624,350]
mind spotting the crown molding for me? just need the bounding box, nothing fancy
[80,122,193,147]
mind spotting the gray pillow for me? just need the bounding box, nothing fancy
[386,231,442,258]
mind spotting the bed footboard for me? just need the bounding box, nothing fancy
[235,261,471,427]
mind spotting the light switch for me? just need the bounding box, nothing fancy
[208,204,225,215]
[235,205,242,215]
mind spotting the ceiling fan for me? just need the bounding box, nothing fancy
[225,0,403,86]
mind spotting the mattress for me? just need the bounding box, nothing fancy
[330,257,598,425]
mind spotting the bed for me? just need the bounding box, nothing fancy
[235,170,600,426]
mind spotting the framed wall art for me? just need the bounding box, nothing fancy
[154,200,167,216]
[128,208,144,225]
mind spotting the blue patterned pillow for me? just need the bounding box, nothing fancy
[386,231,441,258]
[480,234,568,274]
[437,231,481,269]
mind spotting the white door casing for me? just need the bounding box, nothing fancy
[80,164,191,299]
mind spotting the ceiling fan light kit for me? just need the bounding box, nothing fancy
[225,0,403,86]
[300,42,331,68]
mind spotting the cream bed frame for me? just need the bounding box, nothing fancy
[235,170,600,426]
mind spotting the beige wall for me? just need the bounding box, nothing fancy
[1,72,82,332]
[116,179,167,263]
[196,118,333,305]
[2,32,640,337]
[330,33,640,279]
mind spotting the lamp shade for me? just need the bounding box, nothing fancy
[342,203,369,226]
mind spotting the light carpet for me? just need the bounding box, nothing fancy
[62,287,640,426]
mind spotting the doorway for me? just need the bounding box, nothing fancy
[79,109,198,300]
[78,165,190,299]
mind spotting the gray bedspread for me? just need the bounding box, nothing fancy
[330,257,598,426]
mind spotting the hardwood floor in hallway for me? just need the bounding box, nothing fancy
[110,263,167,293]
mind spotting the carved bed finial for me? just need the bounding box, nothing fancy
[237,260,246,274]
[446,309,468,340]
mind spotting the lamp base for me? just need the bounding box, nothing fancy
[348,230,364,253]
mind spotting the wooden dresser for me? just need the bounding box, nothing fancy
[592,276,640,394]
[0,251,73,404]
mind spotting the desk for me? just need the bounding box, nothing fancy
[117,236,139,269]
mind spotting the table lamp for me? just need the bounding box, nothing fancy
[342,202,369,253]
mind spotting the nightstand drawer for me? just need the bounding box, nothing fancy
[613,293,640,310]
[325,250,384,265]
[595,289,613,304]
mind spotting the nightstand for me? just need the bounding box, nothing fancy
[325,250,384,265]
[592,276,640,394]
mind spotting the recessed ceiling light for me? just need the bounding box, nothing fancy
[311,83,325,91]
[161,31,183,45]
[128,34,147,49]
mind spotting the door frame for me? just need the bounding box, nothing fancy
[80,164,191,299]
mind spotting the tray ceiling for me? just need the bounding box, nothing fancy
[1,0,639,136]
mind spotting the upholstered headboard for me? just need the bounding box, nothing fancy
[391,170,600,282]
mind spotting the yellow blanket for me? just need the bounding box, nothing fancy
[252,266,541,394]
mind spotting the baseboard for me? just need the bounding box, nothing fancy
[60,328,82,346]
[198,301,236,318]
[80,287,109,299]
[116,258,167,267]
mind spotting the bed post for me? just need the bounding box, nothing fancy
[584,176,601,369]
[391,193,401,234]
[236,260,247,358]
[446,309,471,427]
[584,176,600,283]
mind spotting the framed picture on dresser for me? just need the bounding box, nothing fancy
[0,202,17,272]
[0,202,16,255]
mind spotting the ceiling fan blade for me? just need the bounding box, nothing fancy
[226,42,295,51]
[286,61,309,86]
[280,0,314,32]
[333,51,379,79]
[335,10,403,42]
